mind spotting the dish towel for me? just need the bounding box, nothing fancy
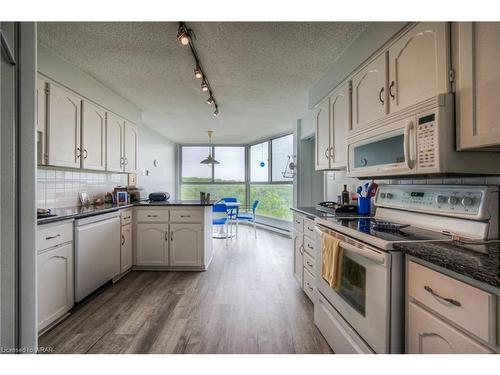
[321,232,342,289]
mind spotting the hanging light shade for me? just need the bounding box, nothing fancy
[200,130,220,165]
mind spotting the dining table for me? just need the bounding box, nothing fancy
[212,201,240,239]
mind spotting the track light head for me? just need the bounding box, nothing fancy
[194,66,203,79]
[207,96,214,105]
[201,81,209,92]
[176,25,190,46]
[213,107,219,117]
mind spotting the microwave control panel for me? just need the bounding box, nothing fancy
[416,113,437,170]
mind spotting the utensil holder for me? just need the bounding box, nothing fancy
[358,196,371,215]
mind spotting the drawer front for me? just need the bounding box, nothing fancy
[170,209,203,223]
[303,268,315,302]
[37,221,73,251]
[408,261,496,343]
[293,214,304,233]
[304,251,315,275]
[303,236,316,258]
[303,218,316,239]
[407,302,493,354]
[136,209,169,222]
[120,209,133,225]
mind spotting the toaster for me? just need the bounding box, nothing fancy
[149,192,170,202]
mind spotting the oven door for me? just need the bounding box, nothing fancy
[315,225,391,353]
[347,117,416,177]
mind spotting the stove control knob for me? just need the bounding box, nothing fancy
[436,195,447,204]
[386,193,394,199]
[380,193,386,199]
[461,196,474,206]
[448,196,459,205]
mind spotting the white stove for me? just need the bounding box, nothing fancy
[313,185,499,354]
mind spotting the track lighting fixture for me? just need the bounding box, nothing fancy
[176,24,190,46]
[194,66,203,79]
[176,22,220,117]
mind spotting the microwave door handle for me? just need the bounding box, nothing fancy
[339,241,387,265]
[404,120,414,170]
[346,144,351,174]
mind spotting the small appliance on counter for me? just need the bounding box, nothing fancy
[149,192,170,202]
[316,201,358,215]
[127,186,148,202]
[37,208,57,219]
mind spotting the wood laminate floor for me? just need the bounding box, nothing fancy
[39,225,332,354]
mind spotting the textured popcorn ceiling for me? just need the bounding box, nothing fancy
[38,22,369,144]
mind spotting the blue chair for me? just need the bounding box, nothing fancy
[221,197,238,235]
[236,200,259,238]
[212,203,229,245]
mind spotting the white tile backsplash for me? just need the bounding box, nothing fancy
[36,167,128,209]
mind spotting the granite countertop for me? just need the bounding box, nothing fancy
[38,200,214,225]
[290,206,332,219]
[393,241,500,288]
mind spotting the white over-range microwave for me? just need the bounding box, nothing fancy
[346,94,500,178]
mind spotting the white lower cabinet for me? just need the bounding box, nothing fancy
[407,302,493,354]
[169,223,202,267]
[136,223,169,266]
[120,223,133,273]
[293,230,304,286]
[37,242,74,332]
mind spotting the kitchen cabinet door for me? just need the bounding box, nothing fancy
[293,230,304,287]
[169,223,202,267]
[47,83,81,168]
[120,223,133,273]
[106,113,124,172]
[37,77,47,165]
[315,98,330,170]
[82,101,106,170]
[136,223,169,266]
[388,22,450,113]
[351,53,388,130]
[407,302,492,354]
[454,22,500,151]
[329,81,351,169]
[124,122,138,173]
[37,242,74,331]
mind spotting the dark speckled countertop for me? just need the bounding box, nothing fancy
[393,241,500,288]
[290,206,332,219]
[38,200,214,225]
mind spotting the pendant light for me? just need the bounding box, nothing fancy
[200,131,220,165]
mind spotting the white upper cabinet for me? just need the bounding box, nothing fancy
[47,83,82,168]
[124,122,138,173]
[388,22,450,113]
[315,97,331,170]
[81,101,106,171]
[169,223,202,267]
[37,77,47,165]
[454,22,500,151]
[106,113,124,172]
[329,81,351,168]
[352,52,388,130]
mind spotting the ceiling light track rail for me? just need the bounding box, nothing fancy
[177,22,219,117]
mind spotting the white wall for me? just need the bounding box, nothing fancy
[137,126,176,197]
[37,43,177,198]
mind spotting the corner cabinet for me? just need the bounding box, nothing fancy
[106,113,125,172]
[81,100,106,170]
[314,81,351,171]
[169,224,202,267]
[46,83,82,168]
[124,122,138,173]
[453,22,500,151]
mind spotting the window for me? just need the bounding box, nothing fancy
[181,184,246,204]
[214,147,245,182]
[250,142,268,182]
[181,147,211,183]
[250,184,293,222]
[271,134,294,182]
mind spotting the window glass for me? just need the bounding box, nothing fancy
[249,184,293,221]
[181,147,212,183]
[214,147,245,182]
[250,142,269,182]
[271,134,294,182]
[181,184,246,205]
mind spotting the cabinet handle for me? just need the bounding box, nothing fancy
[180,215,191,218]
[0,29,16,65]
[147,214,158,218]
[324,148,329,159]
[306,261,313,267]
[121,234,125,245]
[76,147,81,159]
[378,87,385,105]
[83,149,88,159]
[53,256,67,260]
[329,146,334,159]
[124,157,128,165]
[306,283,313,291]
[307,244,313,249]
[120,156,124,165]
[165,232,168,241]
[171,232,173,241]
[299,244,304,255]
[389,81,395,100]
[424,286,461,307]
[295,220,300,224]
[45,234,61,240]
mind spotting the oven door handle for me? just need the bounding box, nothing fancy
[339,241,387,265]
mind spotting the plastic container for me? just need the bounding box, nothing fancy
[358,196,371,215]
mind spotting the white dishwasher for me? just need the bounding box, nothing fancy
[74,211,121,302]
